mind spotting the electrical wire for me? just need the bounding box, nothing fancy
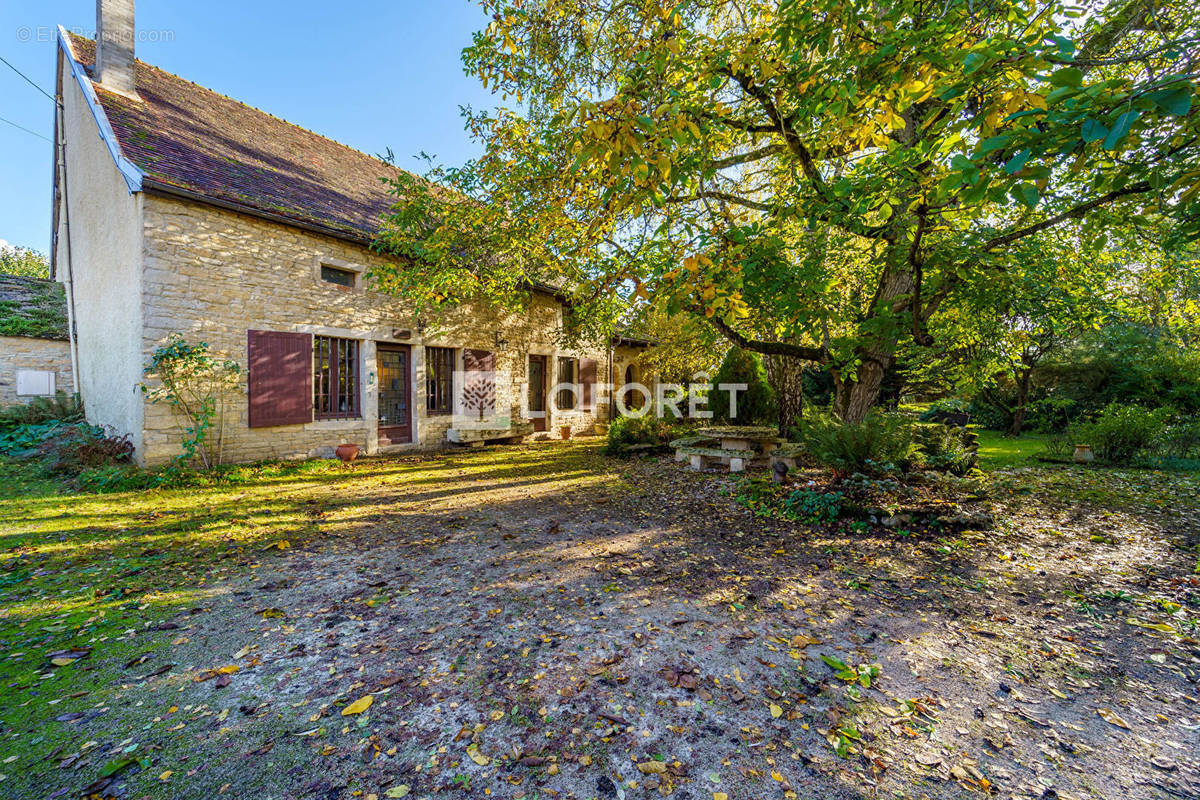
[0,53,56,102]
[0,113,51,142]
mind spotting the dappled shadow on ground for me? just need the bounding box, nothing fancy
[4,443,1199,800]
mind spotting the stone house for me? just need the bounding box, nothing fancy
[51,4,651,466]
[0,275,75,407]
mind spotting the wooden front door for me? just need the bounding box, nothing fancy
[528,355,548,432]
[377,344,412,445]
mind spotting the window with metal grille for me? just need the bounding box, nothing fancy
[320,265,357,288]
[557,357,577,410]
[313,336,361,419]
[426,346,455,415]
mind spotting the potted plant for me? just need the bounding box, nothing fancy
[336,442,360,462]
[560,425,572,440]
[1072,444,1094,464]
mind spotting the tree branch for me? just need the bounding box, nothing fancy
[704,313,828,363]
[979,181,1152,251]
[708,144,784,170]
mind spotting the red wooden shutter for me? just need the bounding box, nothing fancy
[580,358,598,411]
[247,330,313,428]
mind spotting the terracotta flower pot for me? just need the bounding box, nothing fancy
[560,425,572,440]
[335,443,360,463]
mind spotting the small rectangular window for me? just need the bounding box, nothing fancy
[313,336,360,419]
[426,347,455,415]
[320,265,357,288]
[556,357,577,411]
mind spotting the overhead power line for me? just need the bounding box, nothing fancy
[0,113,52,143]
[0,53,56,102]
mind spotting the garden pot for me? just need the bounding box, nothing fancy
[560,425,572,440]
[335,443,360,463]
[1072,444,1094,464]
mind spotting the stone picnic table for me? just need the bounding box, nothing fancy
[672,425,781,472]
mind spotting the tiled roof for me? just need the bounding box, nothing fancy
[66,34,402,242]
[0,275,70,341]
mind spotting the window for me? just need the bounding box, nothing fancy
[426,346,455,415]
[557,357,577,410]
[320,265,357,288]
[313,336,360,419]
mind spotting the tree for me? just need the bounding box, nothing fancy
[0,245,49,279]
[709,347,776,424]
[376,0,1200,422]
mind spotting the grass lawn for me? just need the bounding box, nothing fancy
[973,427,1054,469]
[1,443,1197,800]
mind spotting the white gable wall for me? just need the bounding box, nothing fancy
[55,45,146,458]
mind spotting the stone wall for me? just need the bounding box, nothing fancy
[0,336,74,407]
[138,193,629,466]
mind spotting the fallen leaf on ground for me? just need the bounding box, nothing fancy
[341,695,373,716]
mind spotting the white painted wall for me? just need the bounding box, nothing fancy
[55,46,145,457]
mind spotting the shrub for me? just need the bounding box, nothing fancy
[605,415,690,456]
[1161,418,1200,459]
[912,423,979,476]
[0,392,83,431]
[1069,402,1170,464]
[708,348,776,425]
[782,489,844,523]
[799,411,918,478]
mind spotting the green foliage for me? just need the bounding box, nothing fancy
[911,424,979,476]
[0,277,69,339]
[708,348,776,425]
[604,414,689,456]
[1070,402,1171,464]
[0,420,133,478]
[799,411,918,478]
[782,489,844,524]
[376,0,1199,422]
[0,391,82,432]
[0,245,49,279]
[1162,419,1200,459]
[142,335,242,469]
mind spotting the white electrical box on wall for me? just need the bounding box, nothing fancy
[16,369,56,397]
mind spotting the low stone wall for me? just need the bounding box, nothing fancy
[0,335,74,407]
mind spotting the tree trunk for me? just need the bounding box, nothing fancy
[765,353,806,435]
[1009,368,1033,436]
[834,357,888,423]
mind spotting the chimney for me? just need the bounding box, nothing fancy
[95,0,136,95]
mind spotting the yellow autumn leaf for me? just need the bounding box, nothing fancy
[770,703,784,718]
[466,743,490,766]
[1097,707,1131,729]
[216,665,239,675]
[385,786,410,798]
[714,794,729,800]
[159,770,173,781]
[637,761,667,775]
[50,657,76,667]
[341,695,373,716]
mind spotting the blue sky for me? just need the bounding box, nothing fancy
[0,1,495,254]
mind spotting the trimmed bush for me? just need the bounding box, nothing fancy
[708,348,777,425]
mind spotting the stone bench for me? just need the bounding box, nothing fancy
[670,435,716,461]
[678,446,757,473]
[769,443,806,470]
